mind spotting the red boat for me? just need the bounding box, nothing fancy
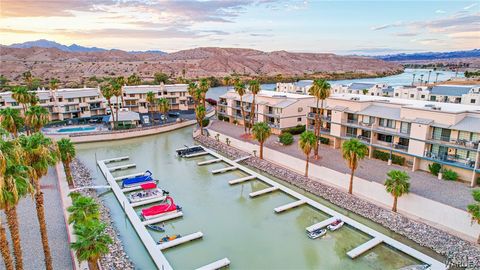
[141,196,181,220]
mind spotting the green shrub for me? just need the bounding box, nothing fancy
[428,162,442,176]
[319,137,330,145]
[233,120,238,124]
[442,169,458,181]
[279,132,294,145]
[202,118,210,127]
[372,150,405,165]
[217,114,224,121]
[281,124,305,135]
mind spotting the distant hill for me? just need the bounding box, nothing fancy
[375,49,480,61]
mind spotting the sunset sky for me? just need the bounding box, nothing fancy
[1,0,479,54]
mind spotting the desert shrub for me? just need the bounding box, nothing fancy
[428,162,442,176]
[319,137,330,145]
[442,169,458,181]
[279,132,294,145]
[372,150,405,165]
[281,124,305,135]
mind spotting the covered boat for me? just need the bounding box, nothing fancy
[127,183,168,203]
[307,228,326,239]
[176,145,204,157]
[122,170,156,188]
[326,219,344,231]
[141,196,181,220]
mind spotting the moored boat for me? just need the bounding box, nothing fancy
[157,234,181,244]
[176,145,204,157]
[141,196,182,220]
[127,183,168,203]
[122,170,156,188]
[146,224,165,232]
[307,228,326,239]
[326,219,344,231]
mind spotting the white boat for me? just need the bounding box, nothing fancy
[127,183,168,203]
[307,228,326,239]
[326,219,344,231]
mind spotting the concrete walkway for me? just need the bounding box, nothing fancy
[0,167,73,270]
[210,121,475,210]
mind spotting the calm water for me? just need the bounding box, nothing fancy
[75,127,444,270]
[206,68,464,100]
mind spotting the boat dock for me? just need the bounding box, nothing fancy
[184,151,209,158]
[195,258,231,270]
[130,196,167,208]
[192,145,446,270]
[108,163,136,172]
[158,232,203,250]
[114,172,144,181]
[142,212,184,226]
[198,158,222,165]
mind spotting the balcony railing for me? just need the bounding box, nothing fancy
[393,144,409,151]
[347,119,358,124]
[358,136,371,143]
[345,133,357,138]
[430,137,480,150]
[430,135,451,142]
[268,123,280,128]
[425,151,476,168]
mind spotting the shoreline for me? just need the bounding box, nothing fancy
[194,135,480,267]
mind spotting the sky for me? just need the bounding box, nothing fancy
[0,0,479,54]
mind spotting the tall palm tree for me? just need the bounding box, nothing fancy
[223,76,231,88]
[467,189,480,243]
[0,216,14,270]
[251,122,271,159]
[71,220,112,270]
[67,194,100,225]
[308,79,330,160]
[115,77,126,107]
[28,92,39,107]
[384,170,410,212]
[411,73,416,86]
[127,74,141,86]
[19,133,59,270]
[12,86,31,115]
[110,80,122,127]
[25,105,49,132]
[100,84,115,126]
[0,108,24,137]
[342,138,368,194]
[57,138,76,186]
[22,71,33,90]
[0,139,33,270]
[157,98,170,124]
[298,131,317,177]
[49,78,59,91]
[198,78,210,108]
[234,82,247,133]
[146,91,156,124]
[427,70,432,84]
[196,105,206,136]
[435,72,440,83]
[248,80,260,133]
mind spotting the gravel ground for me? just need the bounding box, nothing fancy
[0,168,72,270]
[196,134,480,269]
[210,120,475,210]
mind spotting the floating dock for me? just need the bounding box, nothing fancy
[211,166,237,174]
[229,175,256,185]
[184,151,209,158]
[249,186,279,198]
[108,163,136,172]
[347,237,383,259]
[114,172,144,181]
[274,200,306,213]
[196,258,231,270]
[306,217,338,232]
[198,158,222,165]
[141,212,184,226]
[130,196,167,208]
[158,231,203,250]
[102,156,129,164]
[233,156,250,163]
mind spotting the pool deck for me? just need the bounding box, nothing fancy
[197,145,446,270]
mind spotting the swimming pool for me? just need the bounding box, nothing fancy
[57,126,97,133]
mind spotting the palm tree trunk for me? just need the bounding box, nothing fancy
[259,141,264,159]
[63,160,73,186]
[6,206,23,270]
[34,185,53,270]
[150,105,154,124]
[305,154,310,177]
[108,104,115,129]
[240,96,246,134]
[88,260,99,270]
[249,95,256,133]
[314,99,320,159]
[0,217,14,270]
[199,117,203,136]
[115,101,120,130]
[392,196,398,212]
[348,168,355,194]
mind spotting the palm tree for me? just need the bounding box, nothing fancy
[157,98,170,124]
[19,133,59,270]
[57,138,76,186]
[22,71,33,90]
[384,170,410,212]
[308,79,330,160]
[49,78,59,91]
[248,80,260,132]
[435,72,440,83]
[223,76,231,88]
[251,122,271,159]
[0,108,24,137]
[298,131,316,177]
[411,73,416,86]
[115,77,126,107]
[196,105,206,136]
[25,105,49,132]
[0,139,33,270]
[12,86,31,115]
[234,82,247,133]
[427,70,432,84]
[67,194,100,225]
[100,84,115,126]
[342,138,368,194]
[198,78,210,108]
[127,74,141,86]
[71,220,112,270]
[28,92,39,107]
[0,216,14,270]
[110,80,122,127]
[146,91,156,124]
[467,189,480,243]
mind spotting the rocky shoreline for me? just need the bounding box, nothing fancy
[71,159,135,270]
[195,135,480,268]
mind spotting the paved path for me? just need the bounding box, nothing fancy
[210,120,475,210]
[0,167,72,270]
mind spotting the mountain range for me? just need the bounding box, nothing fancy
[374,49,480,61]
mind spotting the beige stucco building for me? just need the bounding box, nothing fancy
[0,87,107,121]
[218,90,314,134]
[307,94,480,185]
[393,84,480,105]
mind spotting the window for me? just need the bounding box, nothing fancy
[90,97,95,100]
[410,94,414,98]
[395,93,399,97]
[297,117,302,122]
[346,127,357,137]
[377,133,393,143]
[400,122,411,134]
[471,99,476,104]
[430,96,436,101]
[129,94,135,97]
[379,118,395,129]
[67,98,74,102]
[421,95,425,98]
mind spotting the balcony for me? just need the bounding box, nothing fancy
[308,112,331,121]
[393,144,409,151]
[358,136,371,143]
[345,132,357,138]
[424,151,476,169]
[429,137,479,150]
[268,122,280,129]
[347,119,358,124]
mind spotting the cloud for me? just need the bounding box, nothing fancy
[0,28,42,34]
[371,22,403,31]
[435,10,446,14]
[395,32,418,37]
[0,0,114,17]
[464,3,478,10]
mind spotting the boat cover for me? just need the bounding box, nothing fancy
[142,196,177,217]
[122,170,153,186]
[141,183,157,190]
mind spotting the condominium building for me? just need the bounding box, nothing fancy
[120,84,195,113]
[393,84,480,105]
[306,94,480,185]
[331,82,394,97]
[275,81,312,94]
[218,90,314,134]
[0,87,107,121]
